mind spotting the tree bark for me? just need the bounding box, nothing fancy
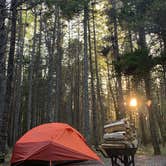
[155,103,166,146]
[66,21,73,125]
[83,1,90,143]
[27,11,37,130]
[74,43,80,129]
[0,0,7,158]
[112,0,125,119]
[55,9,63,121]
[92,0,105,141]
[45,13,57,122]
[161,34,166,99]
[88,15,98,147]
[74,19,81,130]
[144,73,161,155]
[34,11,43,126]
[8,10,24,147]
[138,26,161,154]
[1,0,17,155]
[106,58,118,118]
[139,112,148,145]
[13,10,27,143]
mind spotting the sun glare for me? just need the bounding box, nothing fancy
[129,98,137,107]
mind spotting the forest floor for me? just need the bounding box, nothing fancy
[1,146,166,166]
[100,145,166,166]
[102,155,166,166]
[1,155,166,166]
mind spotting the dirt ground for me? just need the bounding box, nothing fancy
[103,155,166,166]
[135,155,166,166]
[1,155,166,166]
[66,156,166,166]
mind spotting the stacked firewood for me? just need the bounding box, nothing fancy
[102,119,138,149]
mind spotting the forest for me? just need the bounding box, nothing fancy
[0,0,166,165]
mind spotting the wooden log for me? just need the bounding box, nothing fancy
[101,143,126,149]
[104,131,126,140]
[104,125,129,133]
[104,119,129,129]
[104,131,136,138]
[103,139,138,148]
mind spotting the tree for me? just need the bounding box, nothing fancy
[92,0,105,140]
[13,10,27,143]
[106,0,126,119]
[88,12,98,146]
[117,0,161,155]
[27,10,37,130]
[43,10,57,122]
[0,0,18,156]
[149,1,166,128]
[83,0,90,143]
[0,0,7,158]
[55,8,63,121]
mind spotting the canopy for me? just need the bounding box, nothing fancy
[11,123,101,165]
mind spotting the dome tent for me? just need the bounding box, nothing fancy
[11,123,101,166]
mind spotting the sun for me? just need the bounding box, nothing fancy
[129,98,137,107]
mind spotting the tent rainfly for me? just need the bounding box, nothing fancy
[11,123,101,166]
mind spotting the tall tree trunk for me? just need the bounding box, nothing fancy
[8,10,23,146]
[106,58,118,117]
[74,45,80,129]
[112,0,125,119]
[66,21,73,125]
[161,35,166,101]
[83,1,90,143]
[138,26,161,154]
[13,10,27,143]
[55,9,63,121]
[163,65,166,98]
[130,27,148,146]
[34,12,43,126]
[0,0,7,158]
[92,0,105,141]
[88,15,98,147]
[27,11,37,130]
[154,102,166,146]
[0,0,6,117]
[133,77,148,146]
[74,19,81,130]
[133,79,148,145]
[161,65,166,145]
[46,13,57,122]
[1,0,17,155]
[139,112,148,145]
[144,73,161,155]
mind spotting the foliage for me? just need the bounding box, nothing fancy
[118,0,151,30]
[114,49,153,77]
[45,0,89,19]
[0,0,166,158]
[147,0,166,34]
[154,52,166,66]
[119,0,166,37]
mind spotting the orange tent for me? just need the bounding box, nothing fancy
[11,123,101,165]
